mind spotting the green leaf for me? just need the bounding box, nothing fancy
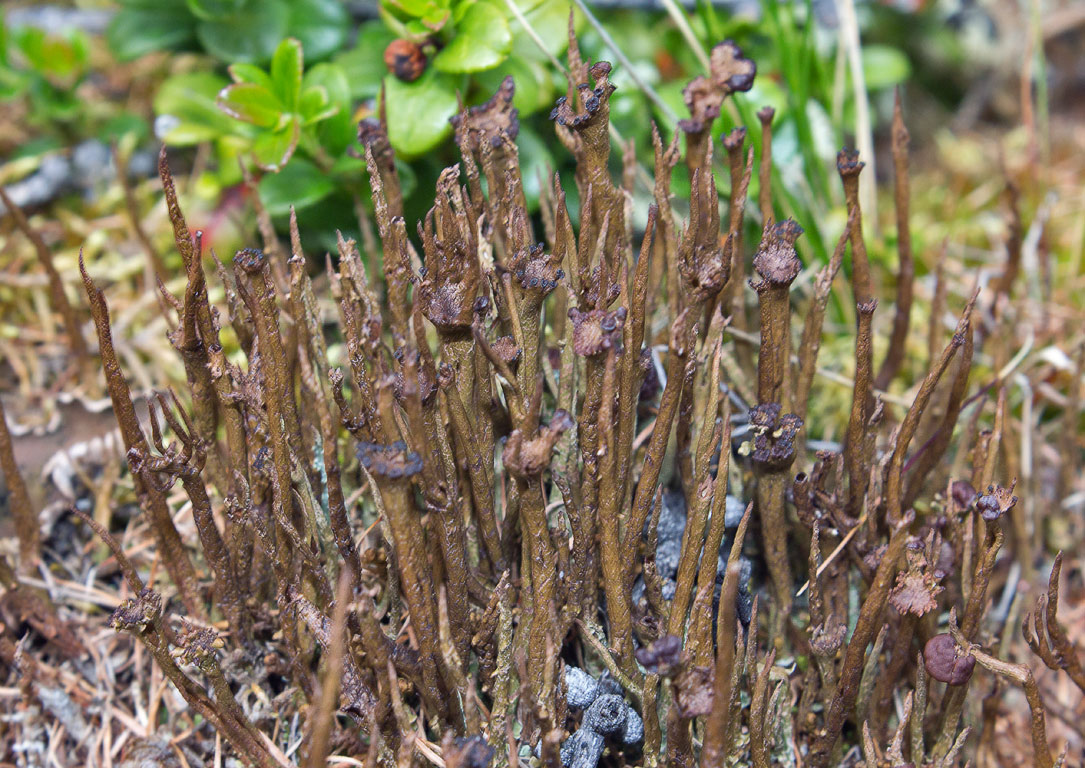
[185,0,245,20]
[304,62,353,152]
[333,23,397,99]
[195,0,288,62]
[303,63,350,109]
[252,119,300,170]
[433,1,511,73]
[257,156,335,215]
[107,3,197,61]
[270,37,303,111]
[299,85,339,124]
[506,0,569,63]
[381,69,458,157]
[155,71,238,145]
[385,0,450,27]
[288,0,350,62]
[228,62,273,89]
[861,45,910,91]
[217,82,283,127]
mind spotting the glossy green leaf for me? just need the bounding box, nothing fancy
[385,0,449,26]
[507,0,570,63]
[154,71,237,145]
[257,156,335,215]
[195,0,288,63]
[288,0,350,61]
[228,62,273,89]
[433,1,511,73]
[299,85,339,124]
[381,70,458,157]
[106,1,197,61]
[185,0,245,20]
[217,82,283,127]
[333,22,396,99]
[252,119,300,170]
[303,63,350,109]
[304,62,353,152]
[270,37,303,111]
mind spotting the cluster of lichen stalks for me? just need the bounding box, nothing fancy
[4,26,1083,768]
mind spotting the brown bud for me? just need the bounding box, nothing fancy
[110,589,162,633]
[450,75,519,152]
[836,148,864,179]
[634,634,683,677]
[745,403,802,473]
[976,480,1018,521]
[721,126,746,152]
[384,39,426,82]
[752,219,803,288]
[569,306,626,357]
[924,633,975,685]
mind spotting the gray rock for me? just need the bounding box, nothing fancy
[560,728,605,768]
[583,694,627,735]
[565,665,597,710]
[621,707,644,745]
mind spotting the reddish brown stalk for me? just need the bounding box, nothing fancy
[623,310,695,592]
[699,560,744,767]
[597,348,636,673]
[810,294,975,767]
[749,403,802,641]
[439,364,504,572]
[305,573,353,768]
[949,615,1055,768]
[234,248,305,589]
[749,647,778,768]
[667,342,723,641]
[650,125,681,321]
[724,129,751,339]
[837,149,872,306]
[757,106,775,226]
[503,410,572,698]
[885,289,978,528]
[0,186,87,362]
[165,231,226,495]
[903,324,973,511]
[79,254,204,620]
[873,91,914,390]
[689,476,743,670]
[1023,552,1085,693]
[794,213,854,422]
[753,219,802,405]
[359,438,447,717]
[846,300,877,518]
[0,397,39,569]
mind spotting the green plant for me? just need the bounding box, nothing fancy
[332,0,570,157]
[0,21,90,127]
[107,0,349,64]
[152,37,363,238]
